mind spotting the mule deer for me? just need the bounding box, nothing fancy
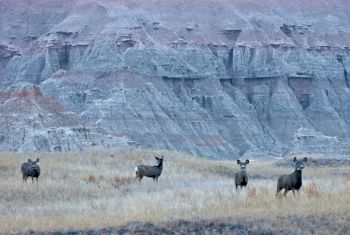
[276,157,307,197]
[21,158,40,185]
[235,159,249,190]
[135,156,163,182]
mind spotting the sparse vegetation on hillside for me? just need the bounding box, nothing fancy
[0,148,349,234]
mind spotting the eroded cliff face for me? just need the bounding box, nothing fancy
[0,0,350,158]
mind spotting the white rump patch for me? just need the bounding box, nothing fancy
[135,166,138,173]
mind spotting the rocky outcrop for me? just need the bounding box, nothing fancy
[0,0,350,158]
[0,82,129,152]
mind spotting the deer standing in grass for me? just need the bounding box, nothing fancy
[21,158,40,185]
[135,156,164,182]
[276,157,307,197]
[235,159,249,190]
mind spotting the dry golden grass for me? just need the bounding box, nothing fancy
[0,148,349,234]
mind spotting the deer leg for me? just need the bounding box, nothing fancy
[36,177,38,186]
[32,177,34,183]
[283,189,288,198]
[292,189,295,197]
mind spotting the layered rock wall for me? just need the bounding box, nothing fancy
[0,0,350,158]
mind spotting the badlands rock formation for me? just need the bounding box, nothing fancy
[0,0,350,158]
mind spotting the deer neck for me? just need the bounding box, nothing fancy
[157,162,163,170]
[294,169,302,179]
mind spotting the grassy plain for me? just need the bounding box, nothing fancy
[0,148,349,234]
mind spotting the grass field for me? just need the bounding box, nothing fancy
[0,148,349,234]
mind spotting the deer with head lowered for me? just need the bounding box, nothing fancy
[21,158,40,185]
[235,159,249,190]
[276,157,307,197]
[135,156,164,182]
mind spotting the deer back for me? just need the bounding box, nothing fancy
[137,164,162,177]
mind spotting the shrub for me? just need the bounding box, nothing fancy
[304,181,318,198]
[111,176,134,189]
[248,187,257,198]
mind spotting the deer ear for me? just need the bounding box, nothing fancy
[155,156,159,160]
[237,160,241,164]
[246,159,249,164]
[28,159,32,162]
[293,157,297,162]
[303,157,307,162]
[161,156,164,159]
[36,158,40,162]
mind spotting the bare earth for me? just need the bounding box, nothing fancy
[0,148,349,234]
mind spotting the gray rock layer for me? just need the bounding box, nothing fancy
[1,0,350,159]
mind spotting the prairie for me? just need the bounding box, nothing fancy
[0,148,349,234]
